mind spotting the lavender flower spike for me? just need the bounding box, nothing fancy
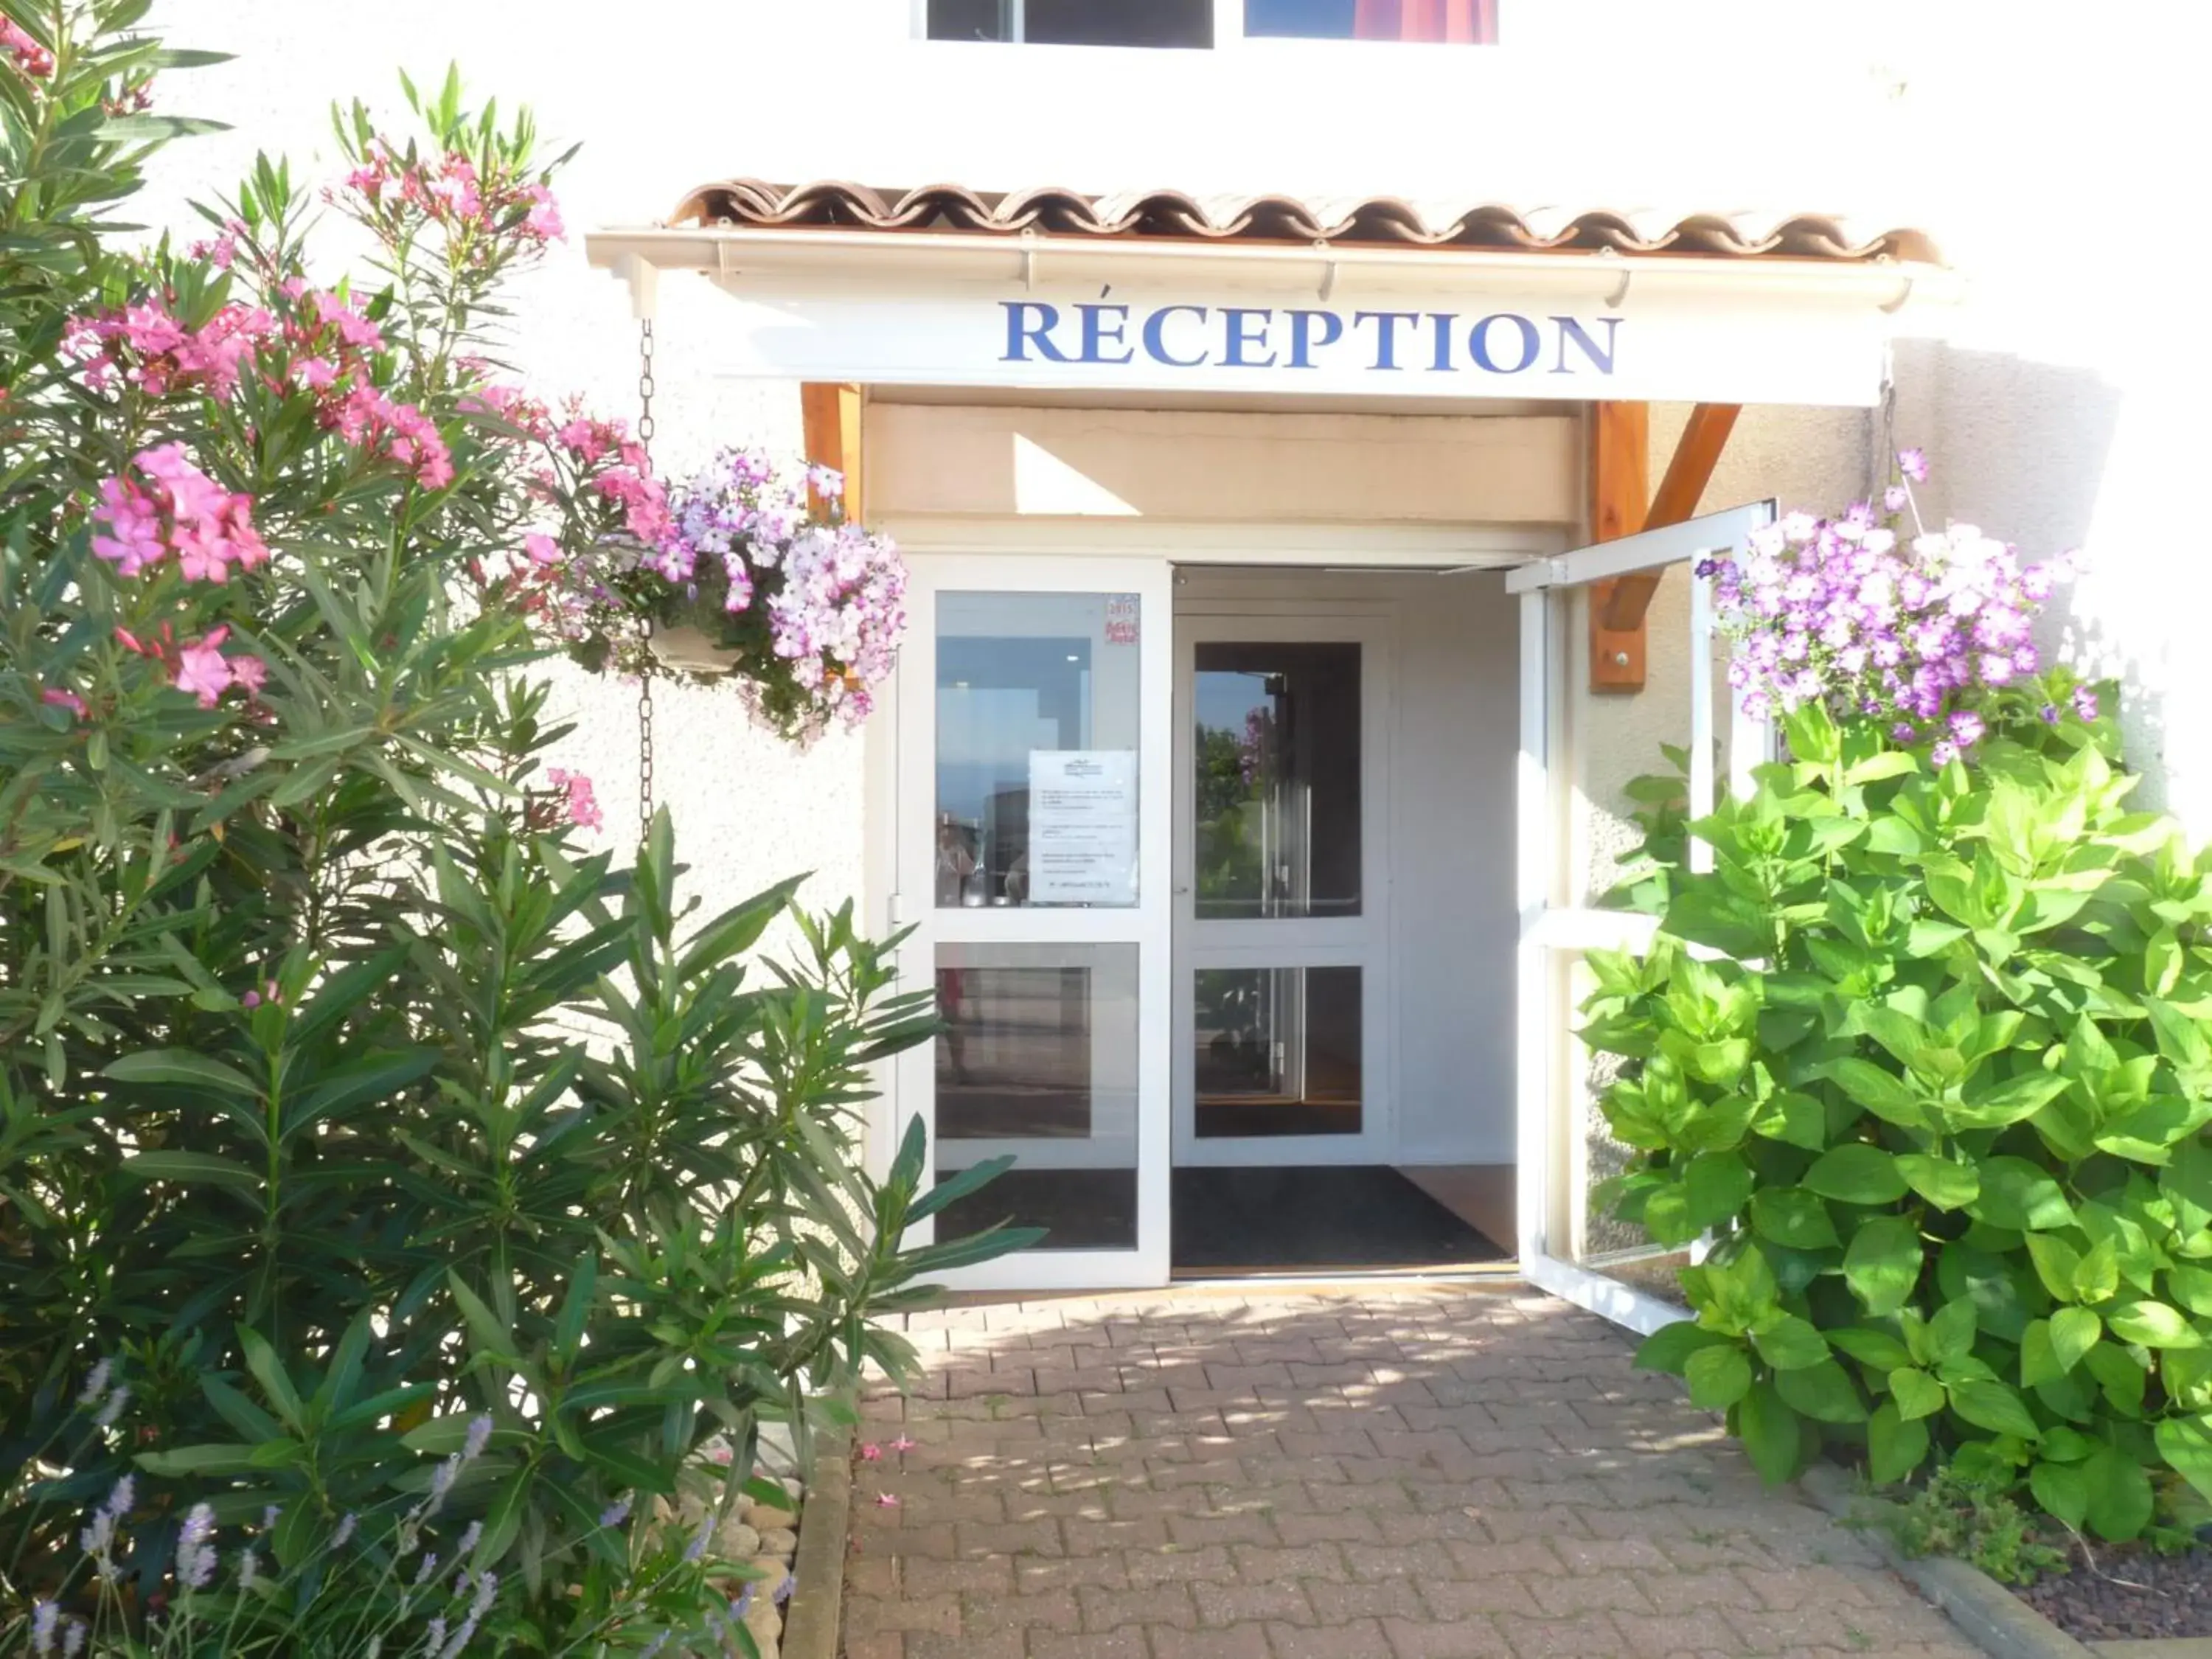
[462,1413,494,1461]
[177,1501,218,1589]
[74,1360,113,1408]
[60,1620,84,1658]
[92,1385,131,1428]
[684,1512,714,1562]
[30,1601,58,1658]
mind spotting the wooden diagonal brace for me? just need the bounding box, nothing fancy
[1587,401,1741,691]
[800,382,864,521]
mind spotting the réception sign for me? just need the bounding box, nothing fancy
[706,282,1891,406]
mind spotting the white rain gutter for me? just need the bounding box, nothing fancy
[583,223,1961,319]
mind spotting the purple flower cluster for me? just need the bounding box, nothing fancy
[1697,451,2080,763]
[644,448,907,737]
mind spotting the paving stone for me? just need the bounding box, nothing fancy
[839,1290,1980,1659]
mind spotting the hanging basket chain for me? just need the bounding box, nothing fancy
[635,316,658,843]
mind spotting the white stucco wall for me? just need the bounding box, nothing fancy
[117,1,2212,1212]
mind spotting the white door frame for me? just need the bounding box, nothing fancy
[1170,608,1395,1168]
[892,552,1175,1290]
[1509,502,1775,1333]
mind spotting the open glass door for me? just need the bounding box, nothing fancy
[893,556,1173,1290]
[1512,504,1775,1332]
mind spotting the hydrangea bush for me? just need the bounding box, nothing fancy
[1,5,1020,1651]
[548,446,907,744]
[1588,456,2212,1543]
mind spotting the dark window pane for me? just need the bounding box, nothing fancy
[927,0,1013,40]
[1026,0,1211,46]
[1192,641,1360,920]
[1193,965,1363,1137]
[936,944,1139,1251]
[1245,0,1357,36]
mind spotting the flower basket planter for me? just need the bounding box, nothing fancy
[647,620,740,676]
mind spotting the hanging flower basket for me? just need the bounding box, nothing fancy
[647,619,742,676]
[525,445,905,745]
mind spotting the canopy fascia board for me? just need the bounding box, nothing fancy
[585,224,1959,313]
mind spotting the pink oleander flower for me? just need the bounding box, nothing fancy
[521,183,565,241]
[3,17,55,76]
[874,1492,900,1508]
[889,1436,917,1454]
[42,686,87,717]
[545,767,604,832]
[860,1443,882,1461]
[92,445,268,583]
[175,629,235,709]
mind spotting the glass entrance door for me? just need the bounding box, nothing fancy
[1512,503,1774,1330]
[1172,613,1391,1167]
[893,556,1172,1290]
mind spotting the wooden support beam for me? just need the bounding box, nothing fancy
[1586,402,1650,694]
[799,382,864,521]
[1599,402,1742,632]
[1585,402,1742,690]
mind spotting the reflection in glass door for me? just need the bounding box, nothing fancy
[895,560,1172,1290]
[1174,614,1390,1166]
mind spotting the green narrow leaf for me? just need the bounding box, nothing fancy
[118,1151,261,1191]
[104,1048,261,1096]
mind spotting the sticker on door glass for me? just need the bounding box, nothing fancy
[1029,749,1138,906]
[1104,594,1140,646]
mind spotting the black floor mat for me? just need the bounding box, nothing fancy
[1172,1166,1505,1271]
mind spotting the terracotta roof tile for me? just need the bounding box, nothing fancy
[671,178,1938,263]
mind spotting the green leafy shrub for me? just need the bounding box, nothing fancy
[1590,695,2212,1541]
[1,4,1026,1651]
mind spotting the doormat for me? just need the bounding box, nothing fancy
[1172,1166,1506,1272]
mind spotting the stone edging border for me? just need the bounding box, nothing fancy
[1799,1462,2105,1659]
[779,1416,854,1659]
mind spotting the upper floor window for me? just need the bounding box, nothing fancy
[925,0,1494,46]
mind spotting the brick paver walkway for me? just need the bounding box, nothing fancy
[844,1286,1976,1659]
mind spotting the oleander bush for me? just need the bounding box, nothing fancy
[1587,462,2212,1542]
[1,4,1021,1651]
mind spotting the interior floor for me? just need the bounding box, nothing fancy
[1170,1165,1509,1273]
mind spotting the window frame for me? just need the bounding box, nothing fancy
[916,0,1500,49]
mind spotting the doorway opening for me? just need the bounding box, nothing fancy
[1169,567,1516,1275]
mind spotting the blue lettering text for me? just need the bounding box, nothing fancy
[1222,307,1276,368]
[1550,316,1620,376]
[1001,301,1071,363]
[1077,303,1135,364]
[1428,313,1458,372]
[1142,304,1209,367]
[1353,310,1422,370]
[1470,313,1541,375]
[1287,310,1341,368]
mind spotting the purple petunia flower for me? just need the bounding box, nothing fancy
[2073,685,2100,721]
[1897,448,1930,483]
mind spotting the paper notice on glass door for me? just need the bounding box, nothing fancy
[1028,750,1138,906]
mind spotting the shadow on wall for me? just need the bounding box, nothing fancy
[1899,342,2153,801]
